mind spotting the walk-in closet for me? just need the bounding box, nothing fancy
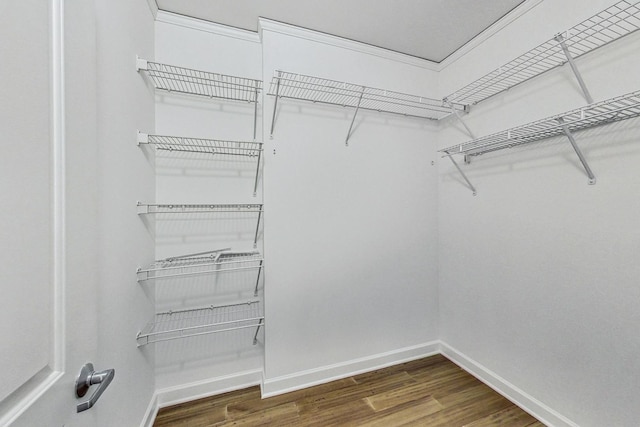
[3,1,639,426]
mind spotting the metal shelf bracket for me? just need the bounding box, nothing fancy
[135,55,148,72]
[253,318,264,345]
[253,80,260,140]
[253,148,262,197]
[557,117,596,185]
[444,98,476,165]
[269,73,281,139]
[254,260,263,296]
[554,33,594,104]
[345,87,365,146]
[444,150,477,196]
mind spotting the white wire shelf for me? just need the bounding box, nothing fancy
[137,132,262,157]
[136,57,262,103]
[136,203,263,215]
[441,89,640,157]
[268,70,461,120]
[136,203,263,247]
[137,132,263,196]
[137,248,263,287]
[445,0,640,106]
[136,301,264,346]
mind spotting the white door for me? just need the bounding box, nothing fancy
[0,1,106,425]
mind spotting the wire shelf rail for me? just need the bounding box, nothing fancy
[137,132,263,196]
[267,70,465,143]
[137,132,262,157]
[136,203,263,247]
[137,248,264,295]
[440,89,640,157]
[136,57,262,103]
[136,203,263,215]
[136,57,263,139]
[444,0,640,106]
[136,301,264,346]
[268,71,458,119]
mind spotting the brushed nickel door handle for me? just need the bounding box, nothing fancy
[75,363,115,412]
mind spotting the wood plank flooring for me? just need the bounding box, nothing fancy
[154,355,545,426]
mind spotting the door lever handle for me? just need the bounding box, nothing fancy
[75,363,115,412]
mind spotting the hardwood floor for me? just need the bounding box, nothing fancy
[154,355,545,426]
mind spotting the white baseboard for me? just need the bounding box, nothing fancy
[261,341,440,398]
[139,392,159,427]
[139,369,263,427]
[439,342,579,427]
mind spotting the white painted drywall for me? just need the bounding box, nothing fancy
[261,26,441,388]
[94,0,156,425]
[438,1,640,426]
[152,18,265,392]
[149,13,442,398]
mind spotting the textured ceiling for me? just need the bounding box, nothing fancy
[155,0,527,63]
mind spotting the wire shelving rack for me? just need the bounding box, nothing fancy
[137,249,264,295]
[440,89,640,189]
[267,71,465,143]
[136,301,264,346]
[136,203,263,215]
[136,57,261,103]
[137,132,263,196]
[444,0,640,106]
[136,57,263,139]
[441,90,640,156]
[136,203,263,247]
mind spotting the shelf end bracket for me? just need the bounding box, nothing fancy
[135,55,148,72]
[137,130,149,146]
[445,150,477,196]
[444,98,475,149]
[557,117,596,185]
[555,33,594,104]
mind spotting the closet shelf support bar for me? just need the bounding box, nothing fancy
[444,98,475,163]
[253,209,262,248]
[269,74,281,139]
[555,33,594,104]
[557,117,596,185]
[253,82,259,140]
[345,87,365,146]
[445,150,477,196]
[254,260,263,296]
[253,318,264,345]
[253,148,262,197]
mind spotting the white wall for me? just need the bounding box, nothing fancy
[438,1,640,426]
[261,23,441,394]
[152,16,265,395]
[94,0,156,425]
[146,13,442,403]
